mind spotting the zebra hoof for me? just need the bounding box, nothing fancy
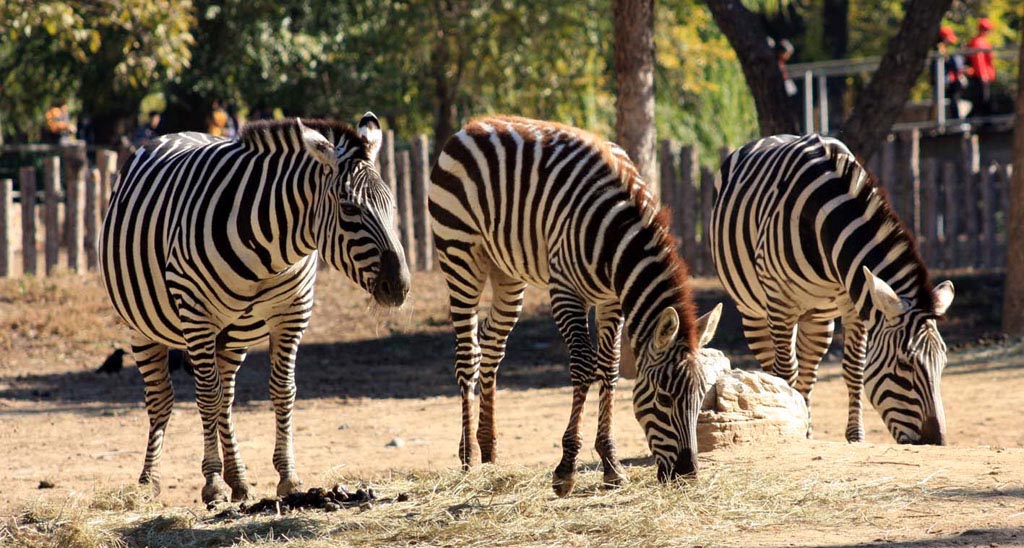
[845,430,865,443]
[138,475,161,497]
[602,469,628,489]
[277,477,304,497]
[551,472,576,498]
[230,481,257,502]
[202,479,231,506]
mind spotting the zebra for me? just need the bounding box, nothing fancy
[99,113,410,504]
[429,116,722,497]
[710,134,954,445]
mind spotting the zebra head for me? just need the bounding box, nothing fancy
[863,267,955,445]
[634,303,722,482]
[299,114,410,307]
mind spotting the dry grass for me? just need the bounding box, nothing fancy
[0,461,938,548]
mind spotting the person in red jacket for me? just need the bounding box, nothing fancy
[966,17,996,117]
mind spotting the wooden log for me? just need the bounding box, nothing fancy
[961,133,980,266]
[980,163,996,269]
[921,158,938,265]
[678,145,699,270]
[96,149,119,216]
[43,156,61,275]
[66,161,85,272]
[0,179,12,277]
[410,134,433,271]
[896,130,920,232]
[380,130,397,222]
[85,167,102,270]
[700,166,715,277]
[20,166,37,276]
[395,150,416,270]
[658,140,677,230]
[941,161,959,269]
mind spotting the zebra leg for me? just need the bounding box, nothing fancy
[594,302,627,487]
[437,245,489,470]
[132,336,173,495]
[550,286,597,497]
[476,271,527,464]
[216,346,255,502]
[765,305,799,386]
[740,313,775,372]
[268,320,310,497]
[185,335,231,505]
[840,319,868,442]
[794,317,835,439]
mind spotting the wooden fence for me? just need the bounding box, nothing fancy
[0,129,1014,279]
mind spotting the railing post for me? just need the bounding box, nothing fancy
[380,130,397,225]
[934,55,946,128]
[43,156,61,275]
[20,166,37,276]
[0,179,11,277]
[410,134,433,271]
[803,70,814,134]
[817,75,829,135]
[395,150,416,270]
[66,159,85,272]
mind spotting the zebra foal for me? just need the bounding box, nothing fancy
[429,116,722,496]
[100,114,410,504]
[710,134,953,445]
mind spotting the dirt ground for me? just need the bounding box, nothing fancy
[1,269,1022,547]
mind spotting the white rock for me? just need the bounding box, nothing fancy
[697,367,809,452]
[386,437,405,448]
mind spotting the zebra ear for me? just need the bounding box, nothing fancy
[652,307,680,353]
[358,112,382,164]
[933,280,954,316]
[694,303,723,348]
[297,118,338,171]
[862,266,907,320]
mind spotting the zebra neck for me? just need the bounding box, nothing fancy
[244,152,321,271]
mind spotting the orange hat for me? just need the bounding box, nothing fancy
[938,26,957,44]
[978,18,994,31]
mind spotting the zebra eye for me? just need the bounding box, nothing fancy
[656,391,673,408]
[341,203,360,216]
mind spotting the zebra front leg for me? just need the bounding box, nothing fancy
[437,247,488,470]
[186,335,231,505]
[132,337,173,496]
[550,287,597,497]
[794,316,835,438]
[840,319,868,442]
[269,325,308,496]
[740,313,775,372]
[476,273,526,464]
[765,305,799,387]
[217,346,255,502]
[594,303,626,487]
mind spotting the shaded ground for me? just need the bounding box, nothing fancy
[0,270,1021,547]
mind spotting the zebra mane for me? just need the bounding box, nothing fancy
[843,150,937,313]
[239,118,367,158]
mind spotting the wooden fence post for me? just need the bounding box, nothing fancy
[961,133,980,266]
[395,150,416,270]
[920,158,938,265]
[0,179,11,277]
[700,166,715,277]
[980,163,996,268]
[880,134,896,203]
[96,149,118,216]
[85,167,101,270]
[678,144,699,271]
[897,130,920,232]
[43,156,61,275]
[658,139,677,214]
[20,166,37,276]
[998,163,1012,266]
[66,160,85,272]
[941,161,959,268]
[410,134,433,271]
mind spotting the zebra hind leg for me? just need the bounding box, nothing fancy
[437,244,489,470]
[180,327,231,505]
[594,303,627,487]
[476,271,526,464]
[549,285,597,497]
[794,316,835,439]
[840,319,868,443]
[217,346,256,501]
[132,336,173,496]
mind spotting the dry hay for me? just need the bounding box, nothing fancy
[0,462,937,548]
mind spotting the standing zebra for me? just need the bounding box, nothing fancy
[710,134,954,445]
[100,114,410,504]
[429,116,722,496]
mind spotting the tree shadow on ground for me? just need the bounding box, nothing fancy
[794,527,1024,548]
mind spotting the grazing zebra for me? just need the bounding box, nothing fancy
[710,134,954,445]
[429,116,722,496]
[100,114,410,504]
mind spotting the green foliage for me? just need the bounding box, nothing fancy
[0,0,194,140]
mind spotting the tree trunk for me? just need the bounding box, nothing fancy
[840,0,952,161]
[431,36,458,161]
[704,0,797,136]
[1001,28,1024,335]
[613,0,657,183]
[823,0,848,130]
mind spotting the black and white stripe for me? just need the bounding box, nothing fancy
[710,134,954,445]
[429,116,722,496]
[100,113,410,504]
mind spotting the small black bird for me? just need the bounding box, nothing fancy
[96,349,126,374]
